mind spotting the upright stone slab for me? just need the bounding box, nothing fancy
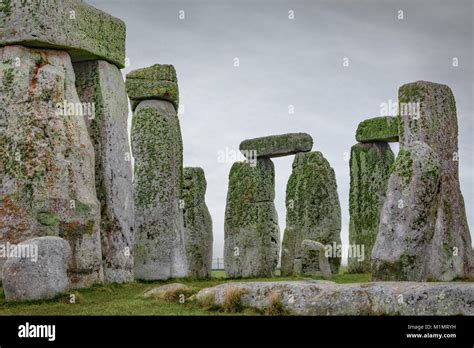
[239,133,313,159]
[372,81,473,281]
[224,159,280,278]
[182,167,213,279]
[74,60,134,284]
[348,142,394,273]
[355,116,399,143]
[126,64,179,111]
[131,100,187,280]
[281,151,341,276]
[0,45,102,287]
[0,0,126,68]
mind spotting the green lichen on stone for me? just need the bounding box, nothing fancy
[282,151,342,275]
[393,149,413,186]
[348,142,394,273]
[126,64,179,111]
[239,133,313,158]
[0,0,126,68]
[355,116,399,143]
[37,211,59,227]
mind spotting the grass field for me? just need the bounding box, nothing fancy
[0,269,371,316]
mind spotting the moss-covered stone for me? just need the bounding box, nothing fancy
[348,142,394,273]
[132,100,187,280]
[355,116,399,143]
[73,60,134,284]
[126,64,179,111]
[182,167,213,279]
[224,159,280,278]
[0,45,103,288]
[281,151,341,275]
[239,133,313,159]
[0,0,126,68]
[373,81,473,281]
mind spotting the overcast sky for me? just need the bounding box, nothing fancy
[90,0,473,263]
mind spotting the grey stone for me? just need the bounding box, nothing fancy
[132,100,187,280]
[224,159,280,278]
[239,133,313,159]
[2,237,70,302]
[372,81,473,281]
[0,0,126,68]
[73,60,134,284]
[355,116,399,142]
[126,64,179,111]
[281,152,341,276]
[300,240,331,277]
[183,167,213,279]
[348,142,394,273]
[196,280,474,315]
[0,45,103,288]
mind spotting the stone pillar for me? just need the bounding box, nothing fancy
[224,159,280,278]
[127,64,187,280]
[281,151,342,275]
[372,81,473,281]
[0,0,127,288]
[182,167,213,279]
[74,60,134,284]
[348,117,397,273]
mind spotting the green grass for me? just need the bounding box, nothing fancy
[0,268,370,316]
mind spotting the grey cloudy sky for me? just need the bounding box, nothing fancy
[90,0,473,263]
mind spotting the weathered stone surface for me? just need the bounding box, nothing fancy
[355,116,399,142]
[74,60,134,284]
[300,240,331,277]
[0,0,126,68]
[195,280,474,315]
[224,159,280,278]
[348,142,394,273]
[3,237,70,301]
[132,100,187,280]
[239,133,313,159]
[126,64,179,111]
[372,81,473,281]
[281,152,341,276]
[143,283,192,299]
[0,45,103,287]
[183,167,213,279]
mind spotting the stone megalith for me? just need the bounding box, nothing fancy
[0,0,126,68]
[0,45,103,288]
[182,167,213,279]
[348,142,394,273]
[239,133,313,158]
[300,240,332,277]
[355,116,399,143]
[2,237,70,301]
[372,81,473,281]
[131,99,187,280]
[281,151,342,276]
[224,159,280,278]
[74,60,134,284]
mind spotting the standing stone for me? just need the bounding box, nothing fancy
[372,81,473,281]
[300,239,332,277]
[73,60,134,284]
[182,167,213,279]
[131,100,187,280]
[0,45,102,287]
[224,159,280,278]
[2,237,70,301]
[281,151,341,276]
[348,142,394,273]
[0,0,126,68]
